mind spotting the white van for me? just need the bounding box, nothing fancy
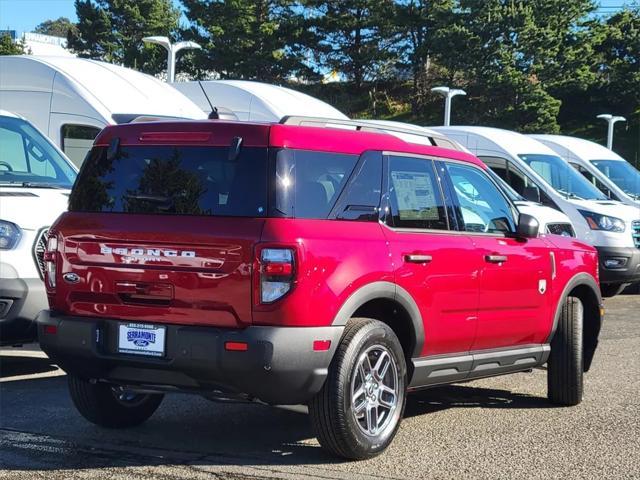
[0,110,77,345]
[0,56,206,167]
[172,80,348,122]
[531,135,640,207]
[433,126,640,297]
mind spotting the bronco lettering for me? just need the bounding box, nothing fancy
[100,246,196,258]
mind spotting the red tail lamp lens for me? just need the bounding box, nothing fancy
[225,341,248,351]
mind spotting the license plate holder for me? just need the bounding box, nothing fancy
[118,323,166,357]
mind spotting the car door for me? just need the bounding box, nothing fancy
[381,153,479,357]
[442,161,554,350]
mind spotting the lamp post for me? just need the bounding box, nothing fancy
[142,36,201,83]
[597,114,626,150]
[431,86,467,126]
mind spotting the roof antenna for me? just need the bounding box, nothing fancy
[198,80,219,119]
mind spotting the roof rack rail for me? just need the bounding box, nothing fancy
[279,115,437,146]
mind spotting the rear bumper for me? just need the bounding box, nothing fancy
[595,246,640,285]
[0,278,46,346]
[37,311,343,405]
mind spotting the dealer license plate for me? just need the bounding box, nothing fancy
[118,323,166,357]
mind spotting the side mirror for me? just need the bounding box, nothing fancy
[517,213,539,238]
[523,185,541,203]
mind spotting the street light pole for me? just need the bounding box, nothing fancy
[431,86,467,126]
[597,114,626,150]
[142,36,202,83]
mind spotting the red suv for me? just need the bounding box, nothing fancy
[38,118,603,460]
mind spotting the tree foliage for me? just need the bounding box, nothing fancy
[34,17,77,38]
[0,34,25,55]
[68,0,180,73]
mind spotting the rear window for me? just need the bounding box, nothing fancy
[69,146,267,216]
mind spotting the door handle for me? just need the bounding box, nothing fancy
[404,254,433,264]
[485,254,508,264]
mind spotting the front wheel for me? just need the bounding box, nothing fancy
[68,376,164,428]
[547,296,584,406]
[309,318,407,460]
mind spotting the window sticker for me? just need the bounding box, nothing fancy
[390,170,439,220]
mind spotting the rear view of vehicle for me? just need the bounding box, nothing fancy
[0,111,77,345]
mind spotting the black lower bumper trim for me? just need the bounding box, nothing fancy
[37,311,344,405]
[0,277,47,345]
[595,246,640,285]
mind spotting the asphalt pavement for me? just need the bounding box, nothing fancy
[1,294,638,479]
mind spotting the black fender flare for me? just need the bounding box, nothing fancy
[331,281,425,358]
[547,272,602,371]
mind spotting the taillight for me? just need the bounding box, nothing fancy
[44,235,58,289]
[258,248,295,303]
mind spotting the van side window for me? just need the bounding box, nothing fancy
[61,125,101,167]
[570,163,618,200]
[386,156,448,230]
[445,162,516,234]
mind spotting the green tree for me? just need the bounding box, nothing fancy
[34,17,78,38]
[181,0,317,82]
[68,0,180,73]
[0,34,25,55]
[305,0,397,90]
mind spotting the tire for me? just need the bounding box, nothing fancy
[600,283,627,298]
[68,376,164,428]
[547,296,584,406]
[309,318,407,460]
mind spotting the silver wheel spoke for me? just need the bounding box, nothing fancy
[374,351,390,381]
[366,405,379,435]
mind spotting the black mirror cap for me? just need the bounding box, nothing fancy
[517,213,539,238]
[523,185,541,203]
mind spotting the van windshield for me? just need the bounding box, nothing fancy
[591,160,640,200]
[519,154,607,200]
[0,116,77,188]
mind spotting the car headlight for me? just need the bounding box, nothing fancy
[578,210,626,233]
[0,220,22,249]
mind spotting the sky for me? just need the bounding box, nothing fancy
[0,0,633,36]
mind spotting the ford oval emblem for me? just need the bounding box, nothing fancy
[63,272,80,284]
[133,339,150,347]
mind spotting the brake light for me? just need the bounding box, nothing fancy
[258,248,295,303]
[45,235,58,289]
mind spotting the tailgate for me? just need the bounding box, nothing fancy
[53,213,263,328]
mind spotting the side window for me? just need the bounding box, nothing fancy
[506,162,558,209]
[445,162,516,234]
[571,163,617,200]
[332,151,382,221]
[0,127,28,171]
[478,155,508,181]
[61,124,101,167]
[275,149,358,219]
[386,155,448,230]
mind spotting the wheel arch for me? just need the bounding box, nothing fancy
[548,273,603,372]
[331,281,424,360]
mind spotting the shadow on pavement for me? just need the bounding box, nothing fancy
[1,373,556,472]
[0,353,59,378]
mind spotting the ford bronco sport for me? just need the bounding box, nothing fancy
[38,118,603,460]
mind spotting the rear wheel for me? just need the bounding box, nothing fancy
[68,376,163,428]
[547,296,584,406]
[309,318,407,460]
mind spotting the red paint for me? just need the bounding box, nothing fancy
[225,341,248,351]
[313,340,332,351]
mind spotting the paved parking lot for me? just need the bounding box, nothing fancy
[1,294,639,480]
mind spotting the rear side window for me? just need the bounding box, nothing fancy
[70,145,267,216]
[386,155,448,230]
[274,149,358,219]
[61,124,101,167]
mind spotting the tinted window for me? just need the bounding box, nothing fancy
[70,145,267,216]
[333,151,382,221]
[446,162,516,234]
[592,159,640,199]
[62,124,101,167]
[275,149,357,219]
[386,155,448,230]
[0,116,76,188]
[571,163,617,200]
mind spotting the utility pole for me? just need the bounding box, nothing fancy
[431,86,467,126]
[597,114,626,150]
[142,36,201,83]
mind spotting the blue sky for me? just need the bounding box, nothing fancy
[0,0,632,36]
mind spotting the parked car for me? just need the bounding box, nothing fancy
[531,134,640,207]
[433,126,640,297]
[0,110,77,346]
[0,56,206,167]
[39,117,602,460]
[172,80,348,122]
